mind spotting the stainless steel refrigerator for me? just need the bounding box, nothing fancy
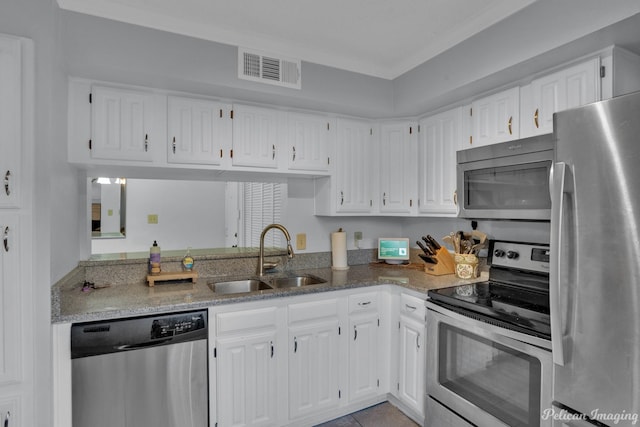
[550,90,640,427]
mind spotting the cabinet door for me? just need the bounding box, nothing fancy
[528,58,600,136]
[471,86,519,147]
[379,122,417,214]
[0,214,20,385]
[288,319,340,419]
[287,112,332,172]
[90,85,155,161]
[216,331,278,427]
[232,104,279,168]
[398,314,425,417]
[335,118,373,213]
[348,312,379,402]
[167,96,231,166]
[0,36,22,208]
[418,107,463,216]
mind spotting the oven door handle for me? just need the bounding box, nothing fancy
[550,161,575,366]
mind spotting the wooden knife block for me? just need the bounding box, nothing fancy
[423,248,455,276]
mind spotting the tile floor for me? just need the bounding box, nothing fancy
[315,402,419,427]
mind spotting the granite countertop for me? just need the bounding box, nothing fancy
[52,263,486,324]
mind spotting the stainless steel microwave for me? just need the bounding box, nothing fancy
[456,134,554,220]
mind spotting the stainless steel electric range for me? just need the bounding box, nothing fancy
[425,240,552,427]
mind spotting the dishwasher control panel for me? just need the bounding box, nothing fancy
[151,312,206,339]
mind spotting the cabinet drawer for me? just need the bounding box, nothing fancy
[289,299,339,324]
[400,293,426,321]
[216,306,278,335]
[348,291,378,314]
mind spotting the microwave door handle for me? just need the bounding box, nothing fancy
[550,162,575,366]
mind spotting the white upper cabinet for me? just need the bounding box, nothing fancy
[90,85,156,162]
[231,104,281,168]
[287,112,333,172]
[418,107,464,216]
[378,121,417,215]
[167,96,231,166]
[334,118,373,213]
[0,36,22,208]
[521,57,600,137]
[470,86,520,147]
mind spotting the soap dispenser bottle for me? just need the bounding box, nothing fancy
[149,240,161,274]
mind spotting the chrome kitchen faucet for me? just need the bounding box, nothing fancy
[258,224,295,276]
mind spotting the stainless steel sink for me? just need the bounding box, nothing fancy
[208,279,273,295]
[266,274,326,288]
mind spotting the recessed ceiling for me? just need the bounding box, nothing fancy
[57,0,537,79]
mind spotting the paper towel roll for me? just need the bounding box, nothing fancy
[331,231,349,270]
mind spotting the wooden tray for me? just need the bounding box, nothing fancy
[146,270,198,287]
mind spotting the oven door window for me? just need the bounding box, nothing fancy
[464,161,551,211]
[438,323,542,427]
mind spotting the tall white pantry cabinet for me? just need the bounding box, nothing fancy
[0,33,34,427]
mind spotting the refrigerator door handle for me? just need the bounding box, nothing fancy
[550,161,574,366]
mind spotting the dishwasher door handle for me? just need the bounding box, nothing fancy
[116,339,172,351]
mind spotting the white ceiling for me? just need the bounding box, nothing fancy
[57,0,537,80]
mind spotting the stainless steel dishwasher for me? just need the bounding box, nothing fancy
[71,310,208,427]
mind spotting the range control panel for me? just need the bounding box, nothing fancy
[488,240,550,273]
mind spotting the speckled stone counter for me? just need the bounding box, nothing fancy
[52,247,487,324]
[52,263,485,324]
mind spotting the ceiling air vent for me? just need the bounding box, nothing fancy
[238,47,301,90]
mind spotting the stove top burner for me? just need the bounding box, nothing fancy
[429,281,551,339]
[427,239,552,340]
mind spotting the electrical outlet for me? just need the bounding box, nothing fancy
[296,233,306,250]
[354,231,363,240]
[147,214,158,224]
[107,209,113,216]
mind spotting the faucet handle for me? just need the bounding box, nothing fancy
[262,260,280,271]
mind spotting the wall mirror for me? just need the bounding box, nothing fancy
[91,177,126,239]
[89,177,286,255]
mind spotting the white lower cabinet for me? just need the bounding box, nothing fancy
[347,292,380,403]
[396,293,426,419]
[288,298,341,420]
[212,306,281,427]
[207,287,390,427]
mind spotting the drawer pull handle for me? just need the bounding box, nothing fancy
[358,301,371,306]
[405,304,417,311]
[354,326,358,341]
[292,146,296,162]
[416,333,421,349]
[270,341,274,358]
[534,109,539,128]
[294,337,297,353]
